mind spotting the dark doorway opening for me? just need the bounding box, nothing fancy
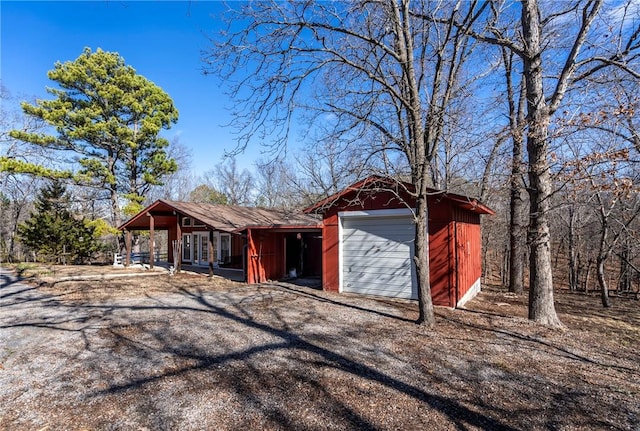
[284,232,322,278]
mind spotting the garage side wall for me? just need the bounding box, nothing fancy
[429,221,453,307]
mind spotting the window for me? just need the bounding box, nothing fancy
[182,234,191,261]
[212,234,218,263]
[201,234,209,262]
[182,217,192,227]
[220,234,231,264]
[193,219,205,227]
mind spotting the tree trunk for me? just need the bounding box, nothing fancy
[618,241,631,294]
[521,0,562,327]
[508,141,526,294]
[568,206,578,291]
[503,241,510,287]
[584,258,593,293]
[507,69,527,295]
[597,256,610,308]
[414,193,435,326]
[596,212,611,308]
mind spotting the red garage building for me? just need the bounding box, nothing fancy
[304,176,494,308]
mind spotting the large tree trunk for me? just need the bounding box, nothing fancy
[526,135,561,325]
[414,193,435,326]
[503,49,528,295]
[521,0,562,327]
[508,135,526,294]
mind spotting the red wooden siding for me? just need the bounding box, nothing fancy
[246,229,322,283]
[453,207,482,304]
[429,221,452,307]
[247,230,286,284]
[227,234,245,269]
[323,213,340,292]
[168,225,178,263]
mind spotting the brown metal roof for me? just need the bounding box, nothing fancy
[119,200,321,232]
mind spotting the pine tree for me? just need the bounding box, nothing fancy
[18,181,99,263]
[6,48,179,227]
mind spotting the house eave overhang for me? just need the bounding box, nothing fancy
[233,224,323,234]
[303,175,494,216]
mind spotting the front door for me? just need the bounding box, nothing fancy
[182,232,210,266]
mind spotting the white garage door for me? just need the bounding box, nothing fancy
[341,213,417,299]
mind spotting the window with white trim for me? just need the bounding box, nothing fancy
[220,234,231,264]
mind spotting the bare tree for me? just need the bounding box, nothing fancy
[560,146,640,306]
[206,0,490,326]
[0,86,48,261]
[254,158,300,209]
[147,137,195,202]
[212,157,254,206]
[465,0,640,326]
[499,48,529,295]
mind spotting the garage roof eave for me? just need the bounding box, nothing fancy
[445,194,495,215]
[304,175,495,216]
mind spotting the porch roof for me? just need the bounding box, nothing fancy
[119,200,321,233]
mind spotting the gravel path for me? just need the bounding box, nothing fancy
[1,268,638,430]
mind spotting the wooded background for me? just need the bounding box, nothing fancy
[1,1,638,325]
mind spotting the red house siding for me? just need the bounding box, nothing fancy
[323,213,340,292]
[453,208,482,305]
[247,230,286,284]
[246,229,323,284]
[429,221,452,307]
[229,235,245,269]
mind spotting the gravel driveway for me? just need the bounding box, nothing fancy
[1,268,638,430]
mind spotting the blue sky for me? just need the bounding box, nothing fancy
[1,1,259,175]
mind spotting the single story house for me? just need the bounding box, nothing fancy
[118,200,323,283]
[120,176,493,308]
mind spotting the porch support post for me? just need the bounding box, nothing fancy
[208,230,214,277]
[176,215,182,273]
[148,212,155,269]
[246,229,253,283]
[125,229,132,267]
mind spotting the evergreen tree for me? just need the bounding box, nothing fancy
[6,48,179,227]
[18,181,100,263]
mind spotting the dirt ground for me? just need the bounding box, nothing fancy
[1,265,638,430]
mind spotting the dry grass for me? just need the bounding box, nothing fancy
[0,265,638,430]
